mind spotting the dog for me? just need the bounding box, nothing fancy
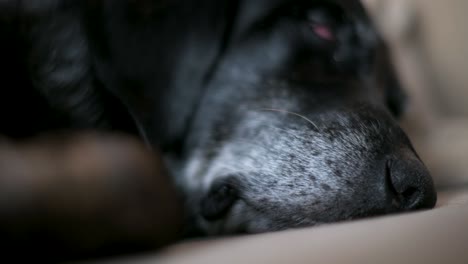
[0,0,436,258]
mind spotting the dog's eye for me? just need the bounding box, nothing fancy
[306,9,336,42]
[288,3,345,44]
[309,22,335,41]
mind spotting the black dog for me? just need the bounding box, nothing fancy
[1,0,436,240]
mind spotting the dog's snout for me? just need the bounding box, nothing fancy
[313,106,437,219]
[385,154,437,211]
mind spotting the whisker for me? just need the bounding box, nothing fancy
[258,108,320,130]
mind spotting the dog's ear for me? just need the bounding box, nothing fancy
[376,43,408,119]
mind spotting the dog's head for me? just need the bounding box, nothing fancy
[85,0,436,235]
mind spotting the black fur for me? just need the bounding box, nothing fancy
[0,0,436,235]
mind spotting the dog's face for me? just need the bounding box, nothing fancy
[85,0,437,235]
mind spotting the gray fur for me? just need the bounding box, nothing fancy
[12,0,436,236]
[177,79,421,234]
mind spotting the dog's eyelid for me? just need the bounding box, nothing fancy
[308,23,336,42]
[288,3,347,42]
[240,2,344,40]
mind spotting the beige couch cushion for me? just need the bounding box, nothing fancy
[95,189,468,264]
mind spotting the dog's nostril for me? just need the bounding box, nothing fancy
[386,158,437,211]
[401,186,418,202]
[200,180,239,222]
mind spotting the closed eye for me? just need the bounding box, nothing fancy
[240,0,345,44]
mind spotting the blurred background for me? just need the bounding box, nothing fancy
[364,0,468,190]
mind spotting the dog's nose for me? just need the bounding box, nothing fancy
[385,152,437,211]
